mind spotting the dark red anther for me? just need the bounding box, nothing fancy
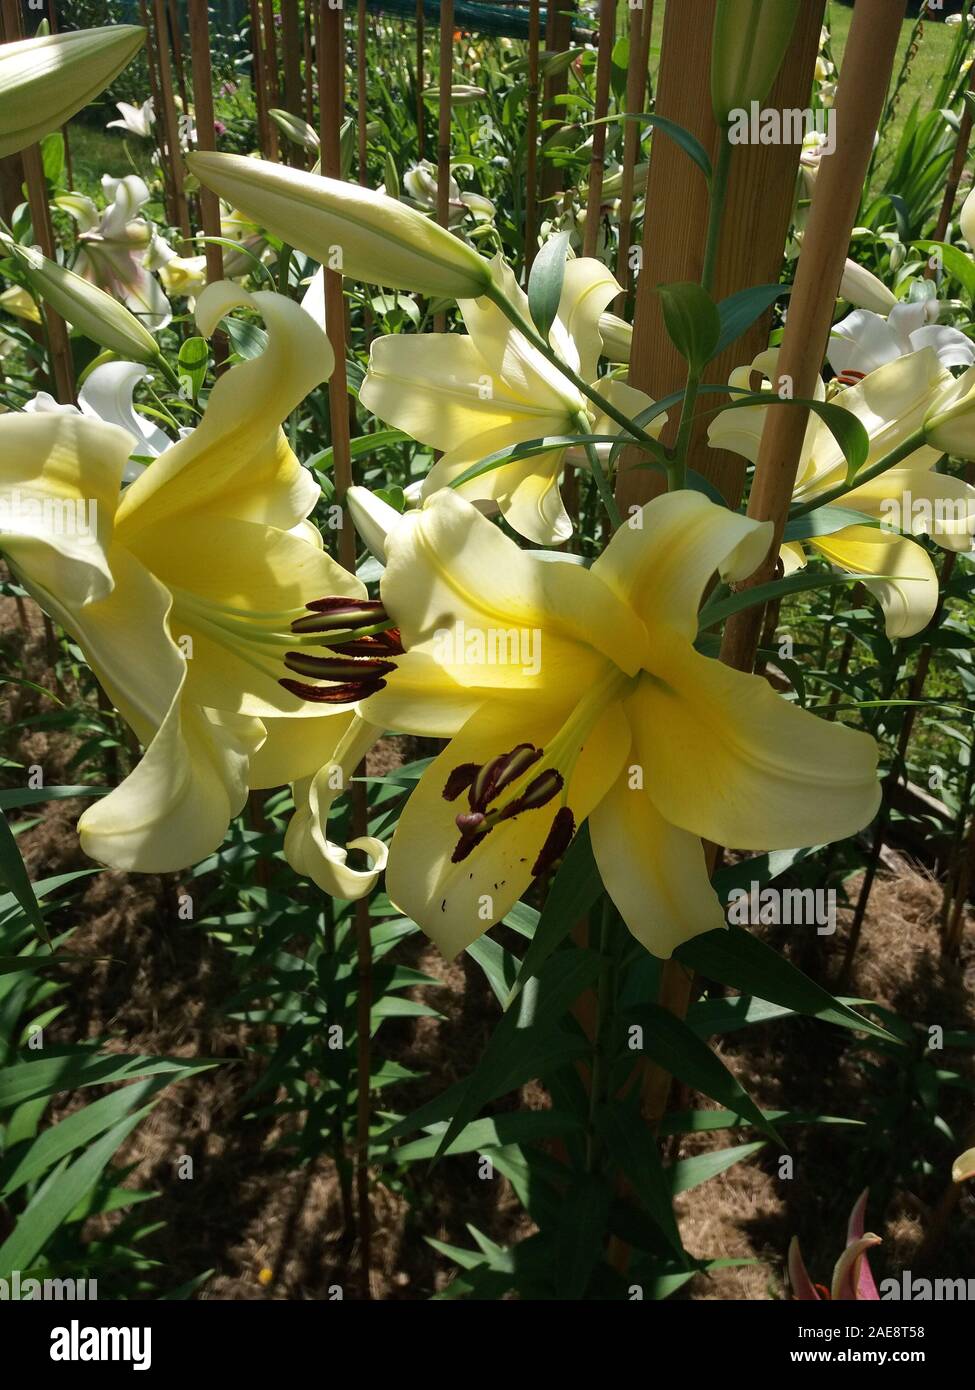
[455,811,486,836]
[291,597,388,634]
[279,676,387,703]
[323,630,404,657]
[443,763,479,802]
[498,768,563,821]
[284,651,396,680]
[469,743,542,812]
[451,829,487,864]
[531,806,575,877]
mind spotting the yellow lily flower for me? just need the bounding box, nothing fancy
[0,281,388,891]
[360,488,880,960]
[358,256,662,546]
[708,347,975,638]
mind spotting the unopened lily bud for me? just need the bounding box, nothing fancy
[961,186,975,249]
[598,310,633,364]
[347,484,406,562]
[711,0,801,122]
[188,152,494,300]
[423,84,487,105]
[15,244,159,363]
[269,107,320,153]
[838,258,897,314]
[0,25,145,158]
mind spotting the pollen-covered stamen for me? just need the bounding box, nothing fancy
[283,652,396,680]
[531,806,576,877]
[451,828,488,864]
[291,597,390,635]
[443,763,479,802]
[836,368,866,388]
[469,743,542,813]
[322,629,404,657]
[279,676,387,704]
[497,769,563,822]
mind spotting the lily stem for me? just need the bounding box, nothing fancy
[575,411,623,531]
[669,129,734,491]
[788,428,930,519]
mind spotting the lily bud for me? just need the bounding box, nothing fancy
[0,26,145,158]
[598,310,633,364]
[961,186,975,249]
[838,258,897,314]
[14,244,160,364]
[269,107,320,153]
[711,0,801,123]
[347,484,406,562]
[187,151,494,300]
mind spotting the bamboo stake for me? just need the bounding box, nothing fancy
[583,0,617,259]
[282,0,304,117]
[719,0,907,677]
[433,0,453,334]
[614,0,652,310]
[524,0,541,272]
[540,0,573,202]
[319,0,372,1301]
[166,0,190,114]
[46,1,74,190]
[187,0,225,289]
[0,0,73,403]
[415,0,425,156]
[139,0,175,228]
[152,0,192,241]
[944,808,975,956]
[932,61,975,243]
[357,0,368,182]
[249,0,274,160]
[262,0,282,120]
[304,2,315,126]
[616,0,824,511]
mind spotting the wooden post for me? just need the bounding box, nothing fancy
[187,0,224,289]
[719,0,908,675]
[152,0,191,240]
[614,0,653,308]
[415,0,425,156]
[433,0,453,333]
[166,0,190,114]
[319,0,373,1301]
[249,0,275,160]
[583,0,617,258]
[524,0,541,272]
[304,0,316,126]
[0,0,73,403]
[616,0,825,514]
[140,0,175,227]
[357,0,368,182]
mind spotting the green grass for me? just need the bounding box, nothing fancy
[647,0,961,169]
[64,120,155,195]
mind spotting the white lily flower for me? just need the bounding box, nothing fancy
[24,360,176,480]
[827,304,975,379]
[68,175,171,332]
[107,98,154,139]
